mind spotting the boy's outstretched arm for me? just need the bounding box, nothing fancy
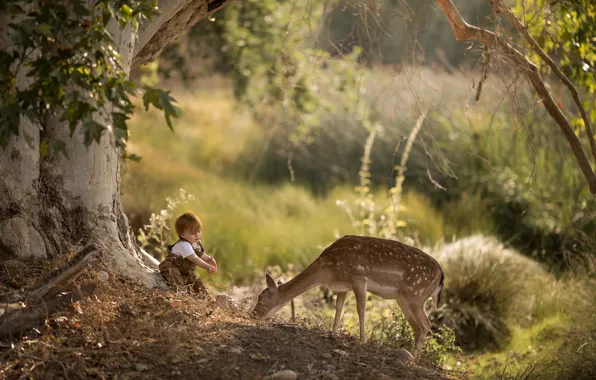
[186,254,217,274]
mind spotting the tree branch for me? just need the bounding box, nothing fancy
[495,0,596,167]
[433,0,596,194]
[132,0,231,71]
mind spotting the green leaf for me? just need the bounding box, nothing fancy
[51,139,69,159]
[82,118,105,146]
[122,152,142,162]
[120,5,133,18]
[159,91,180,117]
[40,139,49,160]
[142,87,161,111]
[34,24,52,37]
[112,111,129,145]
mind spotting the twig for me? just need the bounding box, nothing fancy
[475,45,490,101]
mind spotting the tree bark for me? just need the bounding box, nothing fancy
[0,0,231,286]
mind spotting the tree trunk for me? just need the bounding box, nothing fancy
[0,0,230,287]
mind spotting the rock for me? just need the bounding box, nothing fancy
[395,348,414,362]
[96,270,110,282]
[215,294,237,309]
[332,349,349,357]
[0,217,46,259]
[159,309,186,325]
[262,370,297,380]
[229,347,242,354]
[320,352,332,359]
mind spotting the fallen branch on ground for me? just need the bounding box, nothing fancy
[0,245,100,338]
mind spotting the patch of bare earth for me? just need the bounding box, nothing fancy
[1,267,456,379]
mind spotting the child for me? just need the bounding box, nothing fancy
[158,212,217,298]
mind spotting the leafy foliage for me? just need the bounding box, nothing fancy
[375,311,460,368]
[513,0,596,131]
[219,0,371,143]
[0,0,180,151]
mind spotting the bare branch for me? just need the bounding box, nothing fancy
[132,0,231,71]
[495,0,596,167]
[433,0,596,194]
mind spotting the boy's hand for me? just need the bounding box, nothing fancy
[207,265,217,274]
[208,257,217,268]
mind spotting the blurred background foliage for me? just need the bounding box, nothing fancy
[124,0,595,377]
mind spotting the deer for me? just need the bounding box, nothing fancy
[252,235,444,362]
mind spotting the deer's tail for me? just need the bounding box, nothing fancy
[430,270,444,313]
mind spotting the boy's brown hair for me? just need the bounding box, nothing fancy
[175,213,202,237]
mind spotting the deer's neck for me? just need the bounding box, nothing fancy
[278,264,324,304]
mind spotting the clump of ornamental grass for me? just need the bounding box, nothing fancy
[432,235,551,351]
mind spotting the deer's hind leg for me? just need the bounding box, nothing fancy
[396,297,429,362]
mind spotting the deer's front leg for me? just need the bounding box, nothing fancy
[351,281,368,342]
[332,291,347,333]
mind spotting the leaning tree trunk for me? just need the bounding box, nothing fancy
[0,0,230,287]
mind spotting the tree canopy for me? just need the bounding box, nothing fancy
[0,0,179,156]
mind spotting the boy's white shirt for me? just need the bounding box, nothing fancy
[171,241,211,261]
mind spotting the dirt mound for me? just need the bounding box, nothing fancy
[0,272,455,379]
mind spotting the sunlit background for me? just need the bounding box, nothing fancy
[122,1,596,378]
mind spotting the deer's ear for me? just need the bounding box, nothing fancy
[277,276,285,285]
[266,272,277,290]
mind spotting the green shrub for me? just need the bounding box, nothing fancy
[372,311,461,368]
[431,235,552,351]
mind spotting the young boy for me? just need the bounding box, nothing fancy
[158,213,217,298]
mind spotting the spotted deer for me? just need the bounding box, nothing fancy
[252,235,444,361]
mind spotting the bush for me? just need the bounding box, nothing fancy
[372,311,461,368]
[431,235,552,351]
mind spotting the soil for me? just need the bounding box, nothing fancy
[0,264,459,379]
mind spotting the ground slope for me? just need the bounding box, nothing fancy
[0,268,455,380]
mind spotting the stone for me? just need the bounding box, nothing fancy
[320,353,332,359]
[332,349,349,357]
[229,347,242,354]
[395,348,414,362]
[96,270,110,282]
[262,370,297,380]
[215,294,237,309]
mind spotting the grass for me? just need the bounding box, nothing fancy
[123,71,596,378]
[124,85,359,284]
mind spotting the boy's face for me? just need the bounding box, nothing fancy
[181,228,202,244]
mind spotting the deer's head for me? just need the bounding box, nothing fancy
[252,273,286,318]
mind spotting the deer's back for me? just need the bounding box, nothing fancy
[316,235,442,288]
